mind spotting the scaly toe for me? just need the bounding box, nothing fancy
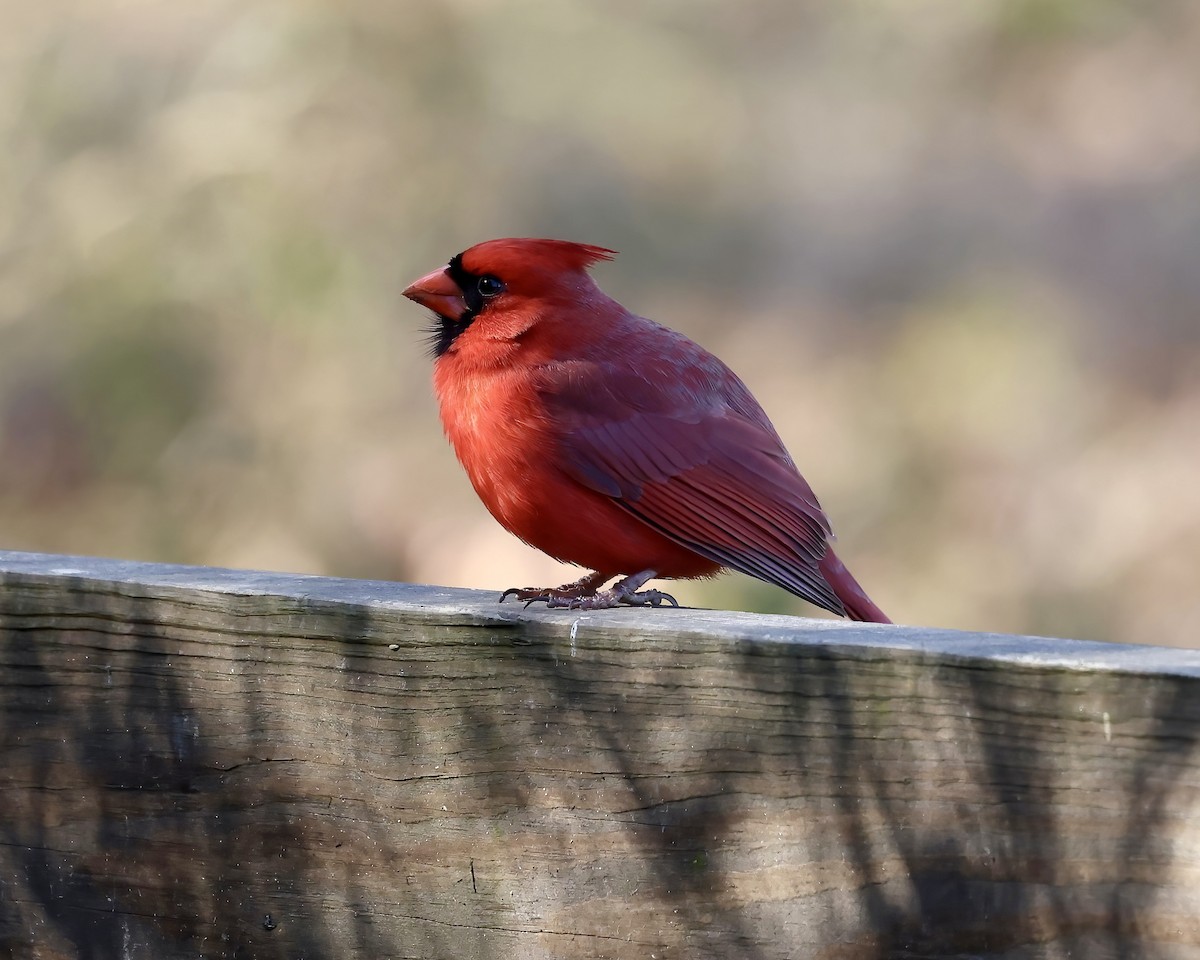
[502,579,675,611]
[619,589,678,608]
[544,592,614,610]
[501,587,554,604]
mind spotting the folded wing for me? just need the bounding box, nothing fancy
[544,361,846,616]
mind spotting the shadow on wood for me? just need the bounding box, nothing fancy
[1,550,1199,959]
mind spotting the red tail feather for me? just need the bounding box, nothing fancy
[819,549,891,623]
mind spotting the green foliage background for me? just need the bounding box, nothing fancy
[3,0,1199,645]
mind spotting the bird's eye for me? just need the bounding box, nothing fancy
[477,275,504,298]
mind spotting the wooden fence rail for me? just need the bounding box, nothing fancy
[2,550,1200,959]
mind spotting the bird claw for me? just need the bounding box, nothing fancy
[542,587,679,610]
[500,589,592,608]
[500,584,595,605]
[499,587,542,603]
[500,570,676,610]
[499,572,611,606]
[620,588,679,608]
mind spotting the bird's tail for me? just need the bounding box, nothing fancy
[819,548,891,624]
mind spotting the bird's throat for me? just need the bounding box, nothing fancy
[429,313,476,358]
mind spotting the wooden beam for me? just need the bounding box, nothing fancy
[2,550,1199,959]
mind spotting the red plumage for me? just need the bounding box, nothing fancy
[403,237,890,623]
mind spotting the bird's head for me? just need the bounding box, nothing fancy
[403,238,615,359]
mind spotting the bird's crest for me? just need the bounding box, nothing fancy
[459,238,615,278]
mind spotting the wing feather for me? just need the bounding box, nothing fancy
[544,360,845,616]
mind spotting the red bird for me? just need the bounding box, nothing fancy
[403,238,890,622]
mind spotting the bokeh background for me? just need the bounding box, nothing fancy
[2,0,1198,646]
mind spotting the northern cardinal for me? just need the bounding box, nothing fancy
[403,238,890,622]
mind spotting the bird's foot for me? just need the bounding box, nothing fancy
[547,586,678,610]
[509,569,677,610]
[500,571,609,606]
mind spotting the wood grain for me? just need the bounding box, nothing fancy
[2,550,1200,959]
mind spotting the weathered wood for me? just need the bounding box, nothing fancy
[2,551,1199,959]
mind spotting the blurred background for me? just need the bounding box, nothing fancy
[2,0,1198,646]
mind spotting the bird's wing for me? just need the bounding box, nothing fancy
[541,361,845,615]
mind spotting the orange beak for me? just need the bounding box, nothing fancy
[403,267,468,321]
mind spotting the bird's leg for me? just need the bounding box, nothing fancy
[545,569,678,610]
[500,570,610,605]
